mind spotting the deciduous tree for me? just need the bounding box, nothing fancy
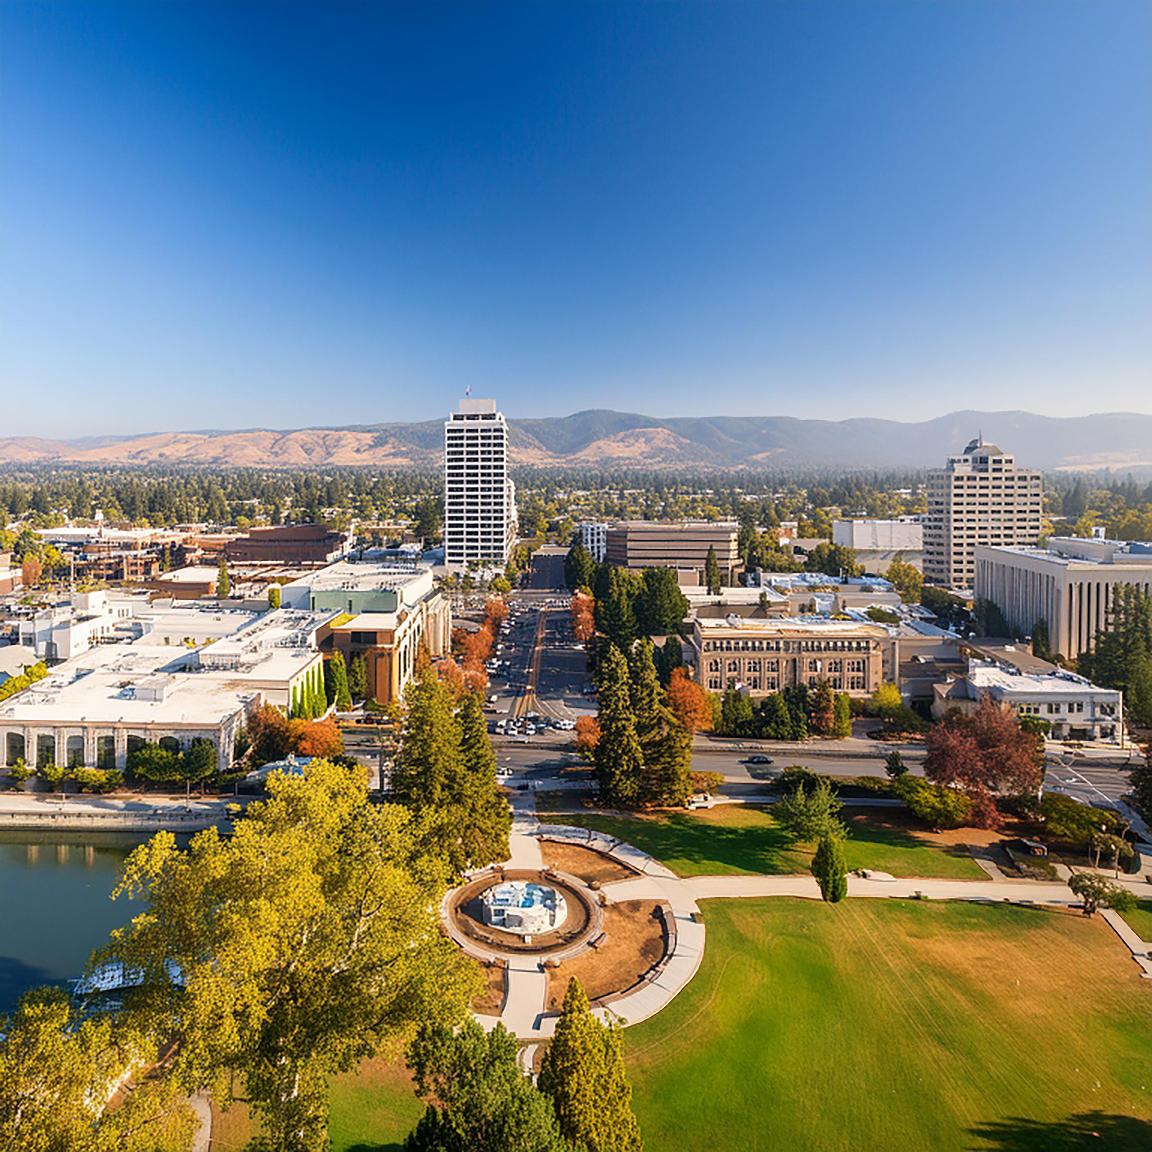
[1069,872,1136,916]
[775,778,844,843]
[666,667,713,733]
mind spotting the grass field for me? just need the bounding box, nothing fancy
[1119,898,1152,941]
[555,806,988,879]
[624,899,1152,1152]
[327,1058,424,1152]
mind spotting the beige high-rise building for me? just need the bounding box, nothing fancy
[923,438,1043,590]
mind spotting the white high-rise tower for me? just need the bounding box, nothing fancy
[443,398,517,569]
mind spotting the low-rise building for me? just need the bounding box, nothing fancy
[224,524,350,565]
[1,602,329,773]
[932,659,1123,744]
[691,616,888,697]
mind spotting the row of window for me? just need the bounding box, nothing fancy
[700,638,874,653]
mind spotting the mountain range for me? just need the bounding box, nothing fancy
[2,410,1151,472]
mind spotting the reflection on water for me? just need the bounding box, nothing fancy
[0,832,163,1013]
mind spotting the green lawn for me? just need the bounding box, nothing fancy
[327,1058,425,1152]
[554,806,988,880]
[1118,899,1152,942]
[625,899,1152,1152]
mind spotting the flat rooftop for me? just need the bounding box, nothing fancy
[695,616,889,637]
[967,661,1116,697]
[283,560,433,595]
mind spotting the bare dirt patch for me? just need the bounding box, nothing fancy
[546,899,667,1010]
[541,840,635,884]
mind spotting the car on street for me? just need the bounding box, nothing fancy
[742,754,775,765]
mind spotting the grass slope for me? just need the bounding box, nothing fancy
[625,899,1152,1152]
[1119,899,1152,942]
[557,806,987,880]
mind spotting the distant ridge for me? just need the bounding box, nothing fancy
[2,410,1151,471]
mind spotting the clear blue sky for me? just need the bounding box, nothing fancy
[2,1,1149,438]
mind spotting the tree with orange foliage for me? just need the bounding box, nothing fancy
[666,667,713,733]
[436,657,467,699]
[571,590,595,645]
[484,595,509,630]
[290,714,345,759]
[21,556,42,588]
[459,625,495,668]
[248,703,293,765]
[574,715,600,758]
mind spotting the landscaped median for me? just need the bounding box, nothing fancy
[552,804,991,881]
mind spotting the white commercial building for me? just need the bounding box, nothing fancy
[580,522,609,563]
[932,659,1123,744]
[833,518,923,552]
[974,536,1152,661]
[2,596,329,774]
[924,438,1043,591]
[443,398,517,569]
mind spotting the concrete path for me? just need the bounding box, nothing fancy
[1100,909,1152,978]
[188,1092,211,1152]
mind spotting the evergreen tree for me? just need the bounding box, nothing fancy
[600,568,639,651]
[783,686,809,740]
[1031,617,1050,660]
[325,651,353,711]
[628,640,691,807]
[719,689,754,736]
[657,634,684,687]
[628,640,663,740]
[405,1020,569,1152]
[808,679,836,736]
[812,832,848,902]
[704,545,721,595]
[636,566,689,636]
[216,554,231,599]
[759,692,794,740]
[456,690,512,867]
[564,540,597,592]
[393,669,462,811]
[348,652,369,703]
[538,978,643,1152]
[1128,746,1152,821]
[832,693,852,739]
[594,646,643,807]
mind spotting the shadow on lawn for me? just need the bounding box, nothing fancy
[342,1144,404,1152]
[844,813,976,860]
[968,1111,1152,1151]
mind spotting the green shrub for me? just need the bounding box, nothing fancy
[70,767,123,793]
[893,775,973,829]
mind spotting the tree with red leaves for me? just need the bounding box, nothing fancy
[574,715,600,758]
[925,697,1044,828]
[289,714,344,759]
[571,590,595,645]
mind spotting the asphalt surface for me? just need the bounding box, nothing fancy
[483,592,1140,812]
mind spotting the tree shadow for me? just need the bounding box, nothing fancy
[968,1111,1152,1151]
[342,1144,404,1152]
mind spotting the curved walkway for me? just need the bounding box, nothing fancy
[481,795,1150,1039]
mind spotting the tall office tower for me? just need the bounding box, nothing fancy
[923,437,1043,591]
[443,398,517,569]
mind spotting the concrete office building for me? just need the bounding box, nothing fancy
[924,438,1043,591]
[443,398,517,569]
[833,518,923,552]
[974,536,1152,661]
[691,616,887,697]
[580,522,609,563]
[605,521,739,586]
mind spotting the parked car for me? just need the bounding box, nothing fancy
[743,754,775,765]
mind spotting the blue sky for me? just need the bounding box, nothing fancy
[2,1,1149,437]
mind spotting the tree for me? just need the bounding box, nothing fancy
[807,679,836,736]
[414,496,442,544]
[0,987,197,1152]
[537,978,643,1152]
[594,645,643,807]
[1129,745,1152,820]
[456,689,512,868]
[758,692,794,740]
[182,738,218,795]
[666,667,713,732]
[565,540,596,593]
[804,542,861,578]
[324,650,353,711]
[636,567,689,636]
[571,589,596,645]
[405,1019,569,1152]
[774,778,844,842]
[812,832,848,902]
[924,697,1044,827]
[1080,585,1152,727]
[871,682,903,720]
[128,743,184,785]
[892,775,973,830]
[290,715,344,760]
[973,598,1009,637]
[886,555,922,603]
[574,715,600,758]
[599,568,640,652]
[1031,617,1050,660]
[1068,872,1136,917]
[348,652,369,704]
[98,760,477,1152]
[832,693,852,738]
[20,555,42,588]
[216,554,231,599]
[883,749,908,778]
[719,689,754,737]
[267,584,282,610]
[656,634,684,686]
[247,703,293,765]
[704,545,721,595]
